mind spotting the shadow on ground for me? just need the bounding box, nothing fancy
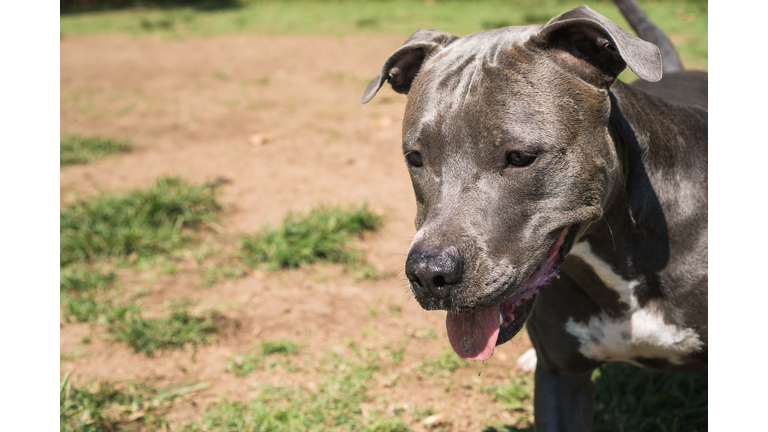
[485,362,707,432]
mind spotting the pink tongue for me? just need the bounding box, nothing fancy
[446,306,500,361]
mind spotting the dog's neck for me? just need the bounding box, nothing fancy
[565,81,681,312]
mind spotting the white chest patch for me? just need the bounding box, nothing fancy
[565,241,702,365]
[565,308,703,366]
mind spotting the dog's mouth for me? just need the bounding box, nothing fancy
[445,227,571,361]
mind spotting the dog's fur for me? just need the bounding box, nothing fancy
[362,1,707,430]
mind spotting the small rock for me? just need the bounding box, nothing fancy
[250,134,271,146]
[421,413,444,426]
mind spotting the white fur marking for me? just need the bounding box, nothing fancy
[569,241,639,310]
[565,308,703,366]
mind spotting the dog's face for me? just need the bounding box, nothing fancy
[361,6,661,360]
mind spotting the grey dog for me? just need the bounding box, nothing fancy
[361,0,706,430]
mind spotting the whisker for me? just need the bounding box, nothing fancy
[602,216,616,252]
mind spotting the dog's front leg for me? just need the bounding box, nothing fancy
[533,353,596,432]
[526,276,604,432]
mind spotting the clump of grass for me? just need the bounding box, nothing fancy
[225,350,262,378]
[261,338,298,355]
[60,267,117,323]
[350,263,388,281]
[60,134,132,166]
[485,374,534,412]
[591,362,707,432]
[60,373,209,431]
[239,204,382,270]
[61,290,108,323]
[60,266,116,292]
[225,339,300,377]
[109,299,222,356]
[60,176,222,266]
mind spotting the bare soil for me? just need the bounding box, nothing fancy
[60,33,535,431]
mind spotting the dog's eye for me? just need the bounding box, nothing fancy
[506,151,536,167]
[406,151,423,167]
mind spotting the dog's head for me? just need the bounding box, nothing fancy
[362,6,661,360]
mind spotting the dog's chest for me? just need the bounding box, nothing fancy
[564,242,703,367]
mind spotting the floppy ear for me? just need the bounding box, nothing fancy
[361,29,458,104]
[529,5,662,88]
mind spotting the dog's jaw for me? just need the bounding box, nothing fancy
[445,227,570,361]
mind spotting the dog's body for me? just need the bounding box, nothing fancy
[362,1,706,430]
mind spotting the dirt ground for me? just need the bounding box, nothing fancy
[60,33,538,430]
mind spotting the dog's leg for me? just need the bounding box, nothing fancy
[525,274,605,432]
[532,352,596,432]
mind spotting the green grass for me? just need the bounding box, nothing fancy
[60,267,117,323]
[61,290,110,323]
[60,266,116,292]
[480,363,707,432]
[58,176,384,359]
[225,339,300,377]
[60,0,707,69]
[239,204,382,270]
[61,134,132,166]
[189,347,411,432]
[201,262,245,287]
[485,374,535,413]
[60,373,210,431]
[109,298,223,356]
[262,338,299,355]
[60,176,222,266]
[591,362,707,432]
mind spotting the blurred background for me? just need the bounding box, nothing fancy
[60,1,708,431]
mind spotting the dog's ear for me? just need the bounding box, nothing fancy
[361,29,458,104]
[529,5,662,88]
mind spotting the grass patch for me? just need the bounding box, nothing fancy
[60,176,222,266]
[60,373,209,431]
[482,373,535,432]
[60,266,116,292]
[190,347,411,431]
[486,374,534,413]
[226,339,300,377]
[60,267,117,323]
[592,362,707,432]
[201,262,245,287]
[262,338,298,355]
[60,0,707,69]
[60,270,225,355]
[61,289,109,323]
[239,204,382,270]
[61,134,132,166]
[350,263,388,282]
[109,298,223,356]
[383,341,406,366]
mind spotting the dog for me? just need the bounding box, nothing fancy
[361,0,707,430]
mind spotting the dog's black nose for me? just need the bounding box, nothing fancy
[405,249,463,300]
